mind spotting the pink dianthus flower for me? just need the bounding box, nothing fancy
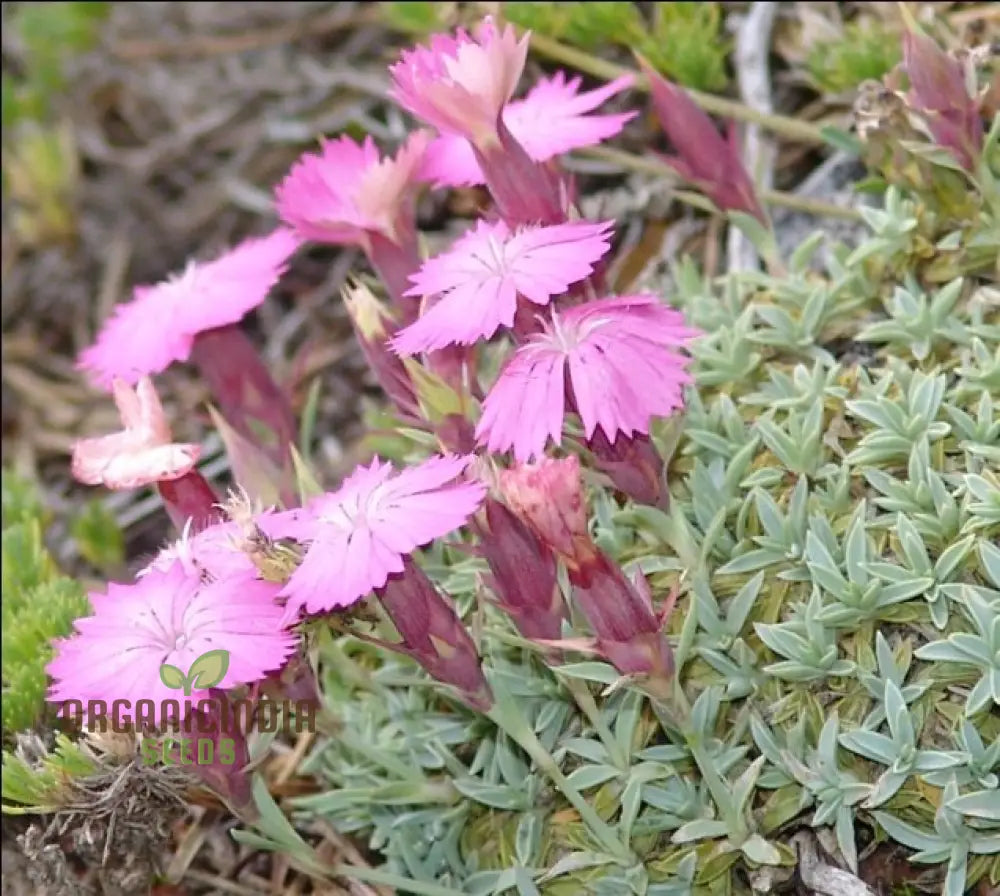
[47,559,295,728]
[477,296,698,462]
[275,132,429,247]
[421,73,636,188]
[78,228,300,389]
[269,454,486,618]
[389,18,529,144]
[391,219,613,355]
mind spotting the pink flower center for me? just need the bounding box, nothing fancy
[471,233,508,276]
[544,312,581,353]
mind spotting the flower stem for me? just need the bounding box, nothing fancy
[328,864,468,896]
[564,677,628,769]
[487,688,634,863]
[657,692,748,841]
[527,33,830,146]
[582,145,863,221]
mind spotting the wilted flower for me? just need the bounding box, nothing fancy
[78,228,300,388]
[47,559,296,728]
[475,497,565,641]
[270,454,485,619]
[71,376,200,489]
[421,73,636,188]
[389,18,529,145]
[639,57,765,222]
[391,219,614,355]
[376,558,493,710]
[477,296,697,462]
[276,131,429,247]
[71,376,220,530]
[499,456,592,568]
[902,29,984,170]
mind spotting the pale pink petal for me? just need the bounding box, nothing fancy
[420,133,482,188]
[505,221,613,304]
[78,288,197,389]
[389,18,529,142]
[79,229,300,389]
[174,228,301,335]
[278,454,484,617]
[391,219,613,355]
[507,73,636,164]
[421,72,637,187]
[47,561,294,728]
[476,344,567,462]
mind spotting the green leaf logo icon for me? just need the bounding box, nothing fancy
[158,649,230,696]
[187,649,230,690]
[159,663,186,690]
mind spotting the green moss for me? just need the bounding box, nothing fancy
[503,1,729,90]
[1,470,90,735]
[807,20,902,93]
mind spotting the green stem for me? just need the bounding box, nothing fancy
[658,691,748,841]
[487,698,634,863]
[564,678,628,770]
[582,145,863,221]
[527,33,830,146]
[328,863,469,896]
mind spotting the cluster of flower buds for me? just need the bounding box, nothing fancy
[497,456,677,699]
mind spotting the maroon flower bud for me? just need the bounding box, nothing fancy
[260,651,321,712]
[376,558,493,711]
[588,429,667,509]
[157,471,222,533]
[436,413,477,455]
[499,455,596,569]
[189,324,298,475]
[475,498,565,641]
[367,226,423,324]
[638,57,765,222]
[902,29,984,170]
[569,552,675,700]
[472,117,568,227]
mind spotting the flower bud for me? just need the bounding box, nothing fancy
[343,280,420,421]
[902,28,984,170]
[588,430,667,509]
[638,56,765,222]
[377,558,493,711]
[476,498,565,641]
[499,455,595,568]
[172,691,254,818]
[570,552,675,700]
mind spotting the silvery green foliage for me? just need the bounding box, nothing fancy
[267,142,1000,895]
